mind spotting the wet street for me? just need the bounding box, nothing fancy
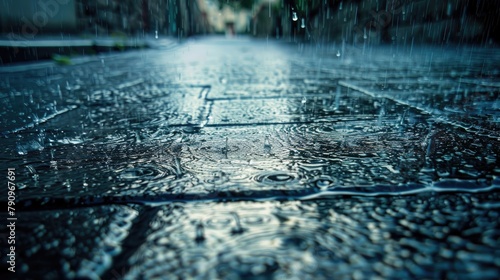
[1,36,500,279]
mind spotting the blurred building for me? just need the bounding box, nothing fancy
[199,0,251,36]
[0,0,79,35]
[1,0,498,44]
[279,0,500,45]
[0,0,212,38]
[75,0,212,37]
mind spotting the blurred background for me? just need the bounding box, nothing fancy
[1,0,500,63]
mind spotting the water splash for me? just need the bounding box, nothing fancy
[230,212,246,235]
[254,171,299,186]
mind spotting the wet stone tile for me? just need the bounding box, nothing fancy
[0,205,137,279]
[116,193,500,279]
[0,39,499,279]
[339,79,500,137]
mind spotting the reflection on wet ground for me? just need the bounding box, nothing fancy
[0,37,499,278]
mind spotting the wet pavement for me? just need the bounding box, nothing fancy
[1,36,499,279]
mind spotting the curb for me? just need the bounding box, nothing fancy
[0,37,178,67]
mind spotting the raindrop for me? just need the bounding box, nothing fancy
[222,137,229,157]
[425,133,433,159]
[292,12,298,21]
[263,135,271,153]
[195,223,205,243]
[155,30,158,39]
[174,157,183,177]
[336,50,341,57]
[377,107,385,126]
[399,110,408,127]
[334,87,341,109]
[301,18,305,29]
[28,92,34,104]
[82,174,88,187]
[56,85,62,99]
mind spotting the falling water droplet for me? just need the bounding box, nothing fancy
[301,18,305,28]
[155,30,158,39]
[82,173,88,187]
[57,85,62,99]
[27,91,34,104]
[426,133,433,159]
[195,223,205,243]
[446,3,452,16]
[292,12,298,21]
[264,135,271,153]
[377,107,385,126]
[174,157,183,177]
[336,50,341,57]
[222,137,229,157]
[397,112,406,134]
[334,87,341,109]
